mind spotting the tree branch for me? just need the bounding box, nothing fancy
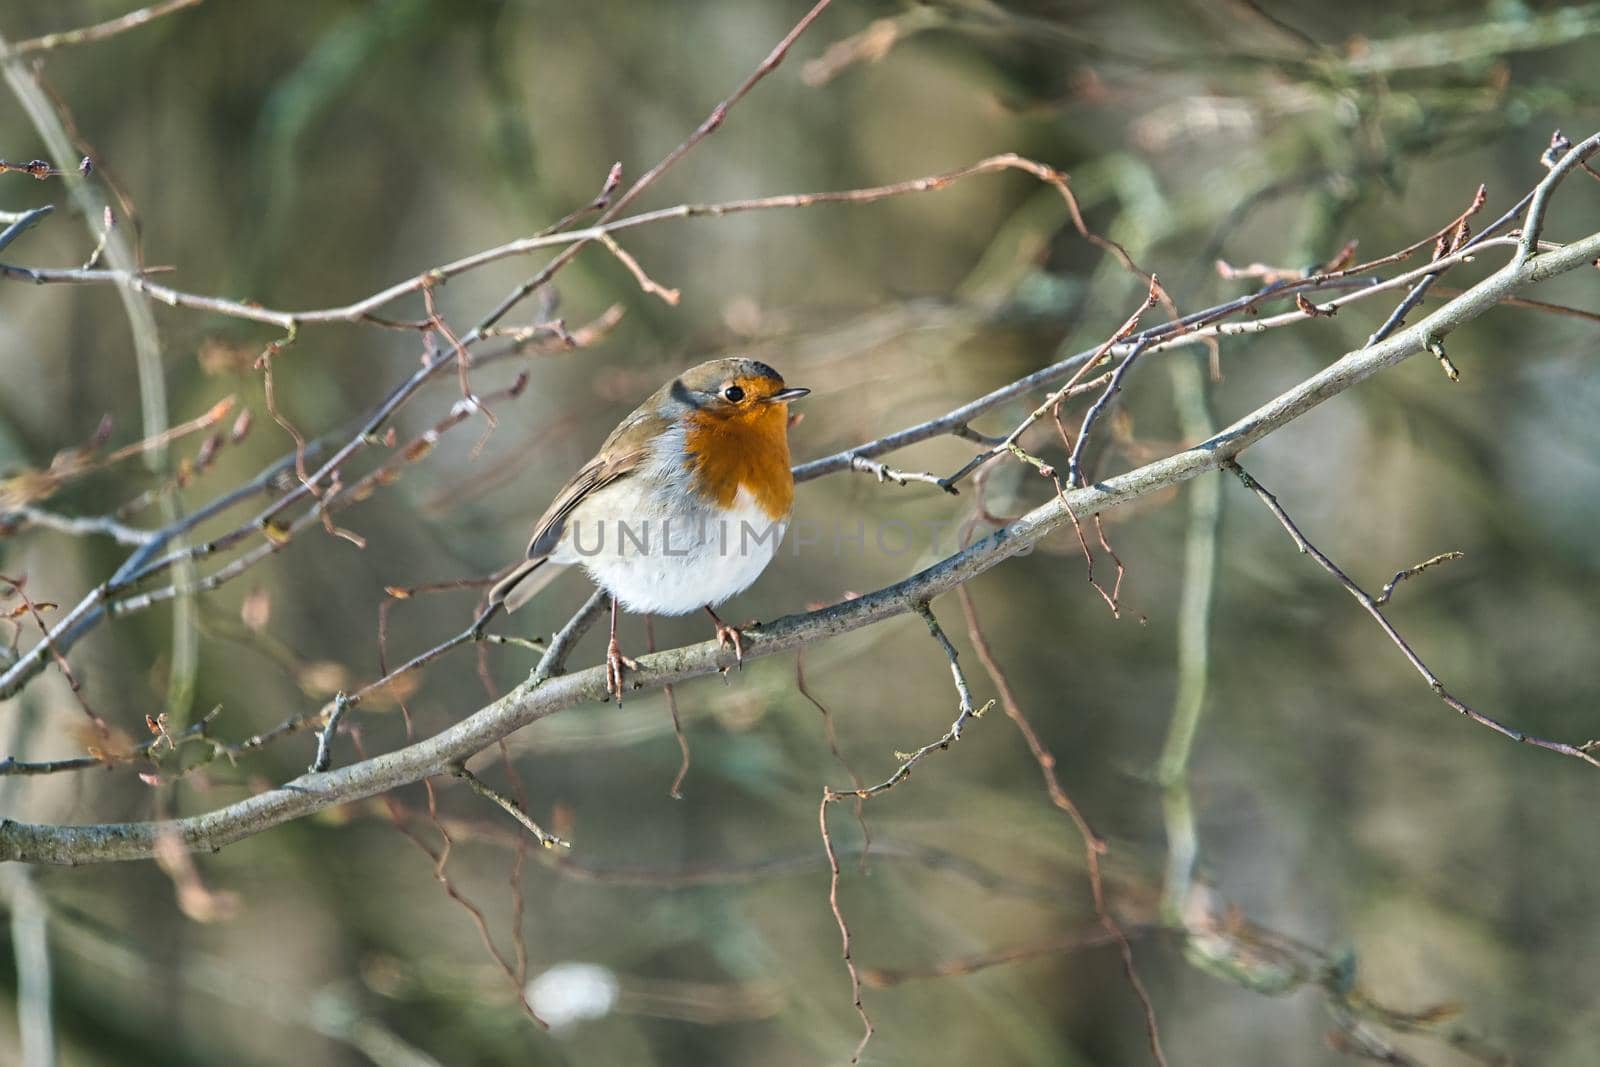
[6,218,1600,864]
[0,0,204,59]
[1226,461,1598,767]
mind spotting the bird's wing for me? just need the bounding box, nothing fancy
[523,408,669,559]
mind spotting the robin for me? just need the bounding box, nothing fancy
[487,358,809,702]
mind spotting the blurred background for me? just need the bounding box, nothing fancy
[3,1,1600,1064]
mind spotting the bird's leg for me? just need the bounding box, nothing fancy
[605,595,638,704]
[704,605,746,671]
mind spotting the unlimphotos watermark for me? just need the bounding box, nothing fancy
[552,517,1031,559]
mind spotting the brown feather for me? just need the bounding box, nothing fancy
[488,410,669,608]
[491,555,564,613]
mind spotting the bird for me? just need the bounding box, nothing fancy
[486,357,808,702]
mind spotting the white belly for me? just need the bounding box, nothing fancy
[549,481,787,616]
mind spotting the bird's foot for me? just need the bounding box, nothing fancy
[605,635,639,705]
[711,618,748,672]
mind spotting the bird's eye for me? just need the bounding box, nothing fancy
[722,385,745,403]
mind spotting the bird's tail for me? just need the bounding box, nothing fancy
[489,556,564,613]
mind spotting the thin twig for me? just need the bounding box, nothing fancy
[0,710,222,777]
[1226,462,1600,768]
[819,794,872,1065]
[826,606,992,803]
[847,454,955,492]
[596,232,680,304]
[0,159,68,179]
[0,0,204,58]
[796,233,1521,487]
[1,154,1133,330]
[860,927,1127,987]
[814,601,993,1061]
[308,692,351,774]
[0,575,106,735]
[0,205,53,255]
[955,583,1168,1066]
[1367,133,1600,347]
[3,506,153,546]
[942,276,1161,492]
[452,764,569,849]
[1008,442,1123,616]
[0,446,312,702]
[1067,337,1153,488]
[1374,552,1465,606]
[915,602,983,741]
[795,647,869,864]
[645,614,692,799]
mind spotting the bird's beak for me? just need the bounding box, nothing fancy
[769,386,810,403]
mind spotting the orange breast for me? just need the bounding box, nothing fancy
[683,403,795,519]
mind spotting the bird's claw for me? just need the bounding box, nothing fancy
[712,620,747,672]
[605,636,639,705]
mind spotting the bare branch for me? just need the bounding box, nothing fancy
[0,205,53,254]
[956,583,1168,1065]
[452,764,569,850]
[308,692,350,774]
[0,0,205,59]
[1068,338,1153,488]
[1226,462,1598,768]
[1374,552,1465,606]
[644,615,692,799]
[596,232,680,305]
[7,215,1600,863]
[0,159,68,179]
[2,506,153,546]
[819,793,872,1064]
[939,277,1161,492]
[797,234,1526,487]
[824,604,991,805]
